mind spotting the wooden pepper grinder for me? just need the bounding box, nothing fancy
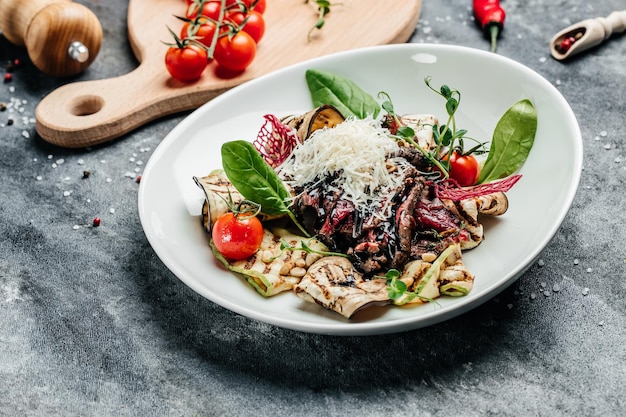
[0,0,103,77]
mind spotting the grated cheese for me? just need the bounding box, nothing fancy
[277,118,411,219]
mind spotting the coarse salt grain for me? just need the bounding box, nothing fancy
[537,259,545,266]
[600,130,608,137]
[582,287,589,295]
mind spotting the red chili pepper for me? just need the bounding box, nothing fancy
[473,0,506,52]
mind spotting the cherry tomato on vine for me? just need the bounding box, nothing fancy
[214,31,257,72]
[225,0,266,13]
[212,212,264,260]
[186,0,221,20]
[444,151,480,187]
[165,43,208,82]
[226,10,265,43]
[180,19,218,49]
[252,0,266,14]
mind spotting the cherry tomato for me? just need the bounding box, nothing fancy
[165,43,208,82]
[225,0,266,13]
[186,1,221,20]
[212,212,264,260]
[180,20,218,49]
[214,31,257,72]
[444,151,480,186]
[226,10,265,43]
[252,0,266,14]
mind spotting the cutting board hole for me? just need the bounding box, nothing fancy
[69,95,104,116]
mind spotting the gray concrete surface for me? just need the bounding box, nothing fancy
[1,0,625,415]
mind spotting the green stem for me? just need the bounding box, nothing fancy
[489,25,499,53]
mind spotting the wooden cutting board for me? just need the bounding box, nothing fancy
[35,0,421,148]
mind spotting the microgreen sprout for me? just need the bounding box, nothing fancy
[306,0,339,41]
[378,91,449,176]
[384,269,439,305]
[217,189,262,221]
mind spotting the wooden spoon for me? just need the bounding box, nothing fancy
[550,10,626,61]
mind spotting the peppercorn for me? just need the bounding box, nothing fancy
[3,73,12,83]
[92,217,101,227]
[82,170,91,179]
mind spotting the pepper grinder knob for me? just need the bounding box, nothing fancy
[0,0,103,77]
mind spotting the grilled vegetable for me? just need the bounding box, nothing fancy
[294,256,391,318]
[194,170,282,233]
[281,104,345,142]
[212,227,328,297]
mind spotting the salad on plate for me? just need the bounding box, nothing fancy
[193,69,537,319]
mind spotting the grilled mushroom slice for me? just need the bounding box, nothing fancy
[281,105,345,142]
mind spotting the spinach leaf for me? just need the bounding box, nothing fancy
[221,140,291,216]
[477,99,537,184]
[305,69,380,119]
[221,140,310,236]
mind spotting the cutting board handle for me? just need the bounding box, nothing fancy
[35,63,226,148]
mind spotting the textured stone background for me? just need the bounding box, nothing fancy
[1,0,625,416]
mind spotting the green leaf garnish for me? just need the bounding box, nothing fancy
[221,140,309,236]
[305,69,380,119]
[477,99,537,183]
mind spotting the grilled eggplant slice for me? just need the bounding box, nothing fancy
[294,256,391,318]
[194,170,283,233]
[281,105,345,142]
[212,227,328,297]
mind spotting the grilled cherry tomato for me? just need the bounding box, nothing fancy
[212,212,264,260]
[226,10,265,43]
[445,151,480,186]
[214,31,257,72]
[165,43,208,82]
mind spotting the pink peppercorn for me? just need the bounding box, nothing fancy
[92,217,101,227]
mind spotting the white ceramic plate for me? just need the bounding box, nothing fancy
[138,44,582,336]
